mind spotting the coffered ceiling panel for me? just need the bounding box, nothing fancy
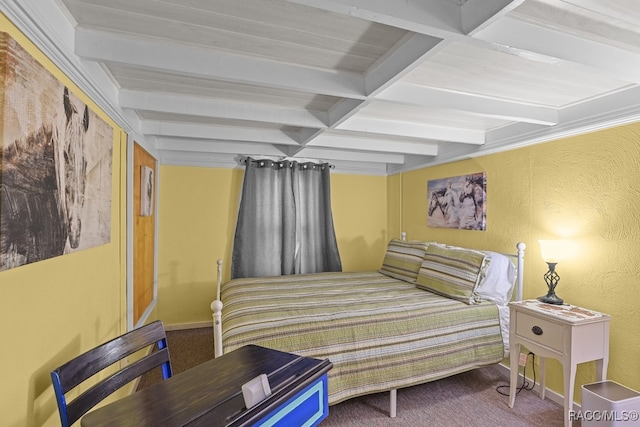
[5,0,640,174]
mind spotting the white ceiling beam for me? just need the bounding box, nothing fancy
[285,0,463,38]
[475,16,640,85]
[365,33,445,96]
[337,116,485,145]
[159,151,241,169]
[486,85,640,148]
[294,147,406,164]
[320,33,452,149]
[75,27,366,99]
[328,99,368,128]
[141,121,299,145]
[286,0,522,38]
[308,132,438,156]
[461,0,526,35]
[120,89,328,128]
[156,137,289,156]
[376,82,559,125]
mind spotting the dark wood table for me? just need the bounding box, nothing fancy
[81,344,333,427]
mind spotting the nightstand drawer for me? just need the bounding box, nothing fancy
[515,311,563,351]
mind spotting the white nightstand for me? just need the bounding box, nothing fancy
[508,299,611,427]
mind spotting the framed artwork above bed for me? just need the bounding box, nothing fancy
[427,172,486,230]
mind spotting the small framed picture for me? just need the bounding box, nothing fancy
[141,165,154,217]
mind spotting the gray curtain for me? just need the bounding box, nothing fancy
[231,158,342,279]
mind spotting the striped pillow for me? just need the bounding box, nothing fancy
[416,244,488,304]
[379,239,430,283]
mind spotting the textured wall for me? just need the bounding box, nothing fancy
[157,166,243,324]
[398,121,640,402]
[156,168,389,324]
[0,15,127,426]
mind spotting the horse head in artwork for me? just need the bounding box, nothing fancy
[459,176,485,221]
[55,87,89,250]
[428,188,447,216]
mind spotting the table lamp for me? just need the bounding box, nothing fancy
[538,240,568,305]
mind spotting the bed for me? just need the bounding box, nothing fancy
[211,237,526,417]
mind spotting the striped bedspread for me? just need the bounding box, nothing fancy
[221,271,505,404]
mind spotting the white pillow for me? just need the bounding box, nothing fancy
[476,251,517,306]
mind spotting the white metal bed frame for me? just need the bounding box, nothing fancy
[210,237,526,417]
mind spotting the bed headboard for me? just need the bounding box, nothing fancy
[399,232,526,302]
[509,242,526,301]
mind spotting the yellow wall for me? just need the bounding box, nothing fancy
[155,167,389,324]
[4,8,640,423]
[156,166,243,324]
[397,122,640,402]
[331,173,389,271]
[0,15,127,427]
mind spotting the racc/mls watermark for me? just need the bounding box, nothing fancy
[569,410,639,422]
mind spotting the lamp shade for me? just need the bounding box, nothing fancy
[539,239,572,263]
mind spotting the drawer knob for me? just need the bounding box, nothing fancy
[532,326,543,336]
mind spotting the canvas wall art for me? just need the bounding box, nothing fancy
[427,172,486,230]
[0,32,114,271]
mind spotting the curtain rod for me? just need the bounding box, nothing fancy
[239,156,335,169]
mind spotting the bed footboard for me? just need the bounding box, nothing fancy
[211,259,224,358]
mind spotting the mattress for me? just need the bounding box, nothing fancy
[221,270,505,404]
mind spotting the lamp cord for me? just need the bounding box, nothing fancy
[496,352,536,396]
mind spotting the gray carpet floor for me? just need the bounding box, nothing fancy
[138,327,573,426]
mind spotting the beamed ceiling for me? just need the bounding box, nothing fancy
[3,0,640,174]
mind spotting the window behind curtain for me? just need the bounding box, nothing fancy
[231,158,342,279]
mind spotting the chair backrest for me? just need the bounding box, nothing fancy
[51,320,173,427]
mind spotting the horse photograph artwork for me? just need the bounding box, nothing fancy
[0,32,113,271]
[427,172,486,230]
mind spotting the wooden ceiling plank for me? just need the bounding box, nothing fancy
[65,0,398,64]
[475,15,640,85]
[141,121,299,145]
[337,116,485,144]
[461,0,526,34]
[75,27,366,99]
[284,0,463,37]
[156,137,289,156]
[294,147,406,164]
[119,89,328,128]
[376,82,559,125]
[308,132,439,156]
[365,33,445,96]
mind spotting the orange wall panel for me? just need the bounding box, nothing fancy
[133,143,156,324]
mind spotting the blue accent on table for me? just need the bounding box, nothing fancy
[255,374,329,427]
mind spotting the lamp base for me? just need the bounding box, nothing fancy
[537,292,564,305]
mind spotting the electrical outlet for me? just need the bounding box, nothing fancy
[519,352,527,366]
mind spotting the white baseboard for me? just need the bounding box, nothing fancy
[165,321,211,331]
[496,362,581,411]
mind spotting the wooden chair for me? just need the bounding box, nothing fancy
[50,320,173,427]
